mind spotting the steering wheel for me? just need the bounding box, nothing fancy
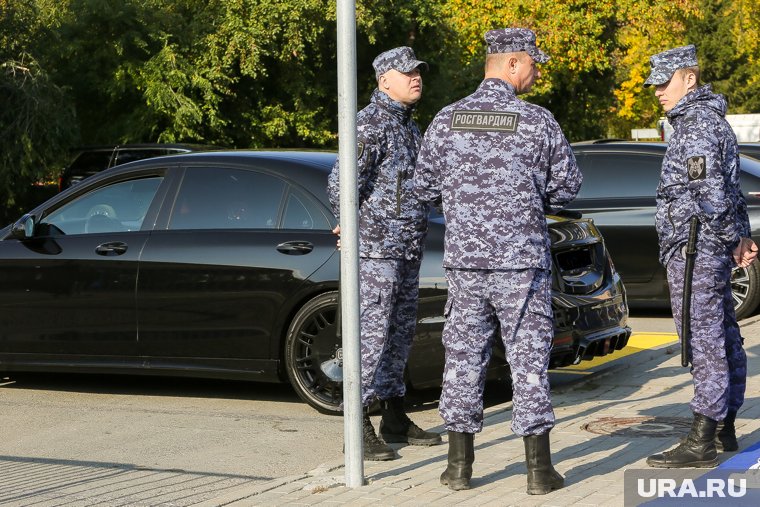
[84,204,118,233]
[86,204,117,219]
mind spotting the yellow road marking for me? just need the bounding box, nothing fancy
[553,332,678,372]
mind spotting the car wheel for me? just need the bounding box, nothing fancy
[732,261,760,320]
[284,291,343,414]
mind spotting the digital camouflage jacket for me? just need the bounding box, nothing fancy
[413,78,582,270]
[656,84,751,265]
[328,89,428,261]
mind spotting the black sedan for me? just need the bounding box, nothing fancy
[569,141,760,319]
[740,143,760,161]
[0,151,630,413]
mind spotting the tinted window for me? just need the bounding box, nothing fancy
[43,177,163,234]
[575,152,662,199]
[740,145,760,162]
[169,167,286,230]
[740,154,760,178]
[64,150,114,186]
[113,148,186,166]
[282,187,332,230]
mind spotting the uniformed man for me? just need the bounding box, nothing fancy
[644,44,758,469]
[327,46,442,461]
[413,28,581,493]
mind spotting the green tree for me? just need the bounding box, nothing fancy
[0,0,76,216]
[5,0,759,199]
[686,0,760,114]
[34,0,456,148]
[436,0,703,140]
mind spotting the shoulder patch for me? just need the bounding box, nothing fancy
[357,141,364,159]
[450,110,520,133]
[686,155,706,181]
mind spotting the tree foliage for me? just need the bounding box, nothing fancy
[687,0,760,113]
[1,0,77,211]
[2,0,760,217]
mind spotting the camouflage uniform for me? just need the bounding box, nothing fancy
[651,45,749,422]
[327,48,429,407]
[413,34,582,435]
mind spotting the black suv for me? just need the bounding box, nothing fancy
[59,143,217,190]
[568,140,760,319]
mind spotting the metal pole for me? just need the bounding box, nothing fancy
[336,0,364,488]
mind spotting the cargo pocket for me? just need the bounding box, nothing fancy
[360,290,382,318]
[526,271,552,319]
[444,298,454,319]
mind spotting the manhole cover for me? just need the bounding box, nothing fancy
[581,416,692,438]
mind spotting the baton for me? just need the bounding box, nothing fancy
[681,216,699,368]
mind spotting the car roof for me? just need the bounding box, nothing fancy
[571,140,668,155]
[574,139,760,150]
[117,149,338,172]
[571,140,760,179]
[71,143,219,152]
[572,140,666,147]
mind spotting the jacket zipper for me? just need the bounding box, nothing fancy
[661,183,681,240]
[396,170,402,216]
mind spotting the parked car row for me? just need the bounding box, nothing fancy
[0,150,631,413]
[568,140,760,319]
[59,143,217,191]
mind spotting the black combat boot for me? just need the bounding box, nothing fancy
[439,431,474,491]
[716,411,738,452]
[524,433,564,495]
[378,397,442,445]
[647,413,718,468]
[362,412,396,461]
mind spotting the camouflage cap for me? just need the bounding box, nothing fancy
[373,47,428,80]
[644,45,698,86]
[484,28,550,63]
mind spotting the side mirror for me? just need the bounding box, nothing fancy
[10,214,36,239]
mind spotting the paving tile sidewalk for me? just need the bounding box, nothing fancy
[209,316,760,506]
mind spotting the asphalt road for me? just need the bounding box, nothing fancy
[0,310,677,505]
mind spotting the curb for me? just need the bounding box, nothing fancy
[195,462,348,506]
[193,474,309,507]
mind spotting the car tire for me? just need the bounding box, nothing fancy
[732,261,760,320]
[284,291,344,415]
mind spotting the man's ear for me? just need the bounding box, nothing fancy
[378,74,389,90]
[507,55,520,74]
[685,70,698,90]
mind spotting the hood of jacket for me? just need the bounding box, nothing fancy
[370,88,416,124]
[667,84,727,125]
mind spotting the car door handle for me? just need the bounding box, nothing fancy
[276,241,313,255]
[95,242,128,256]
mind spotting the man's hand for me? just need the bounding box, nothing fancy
[332,225,341,250]
[733,237,758,268]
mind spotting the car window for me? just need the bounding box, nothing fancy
[740,154,760,178]
[169,167,286,230]
[42,177,163,235]
[575,152,662,199]
[113,149,184,166]
[282,187,332,230]
[64,150,114,186]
